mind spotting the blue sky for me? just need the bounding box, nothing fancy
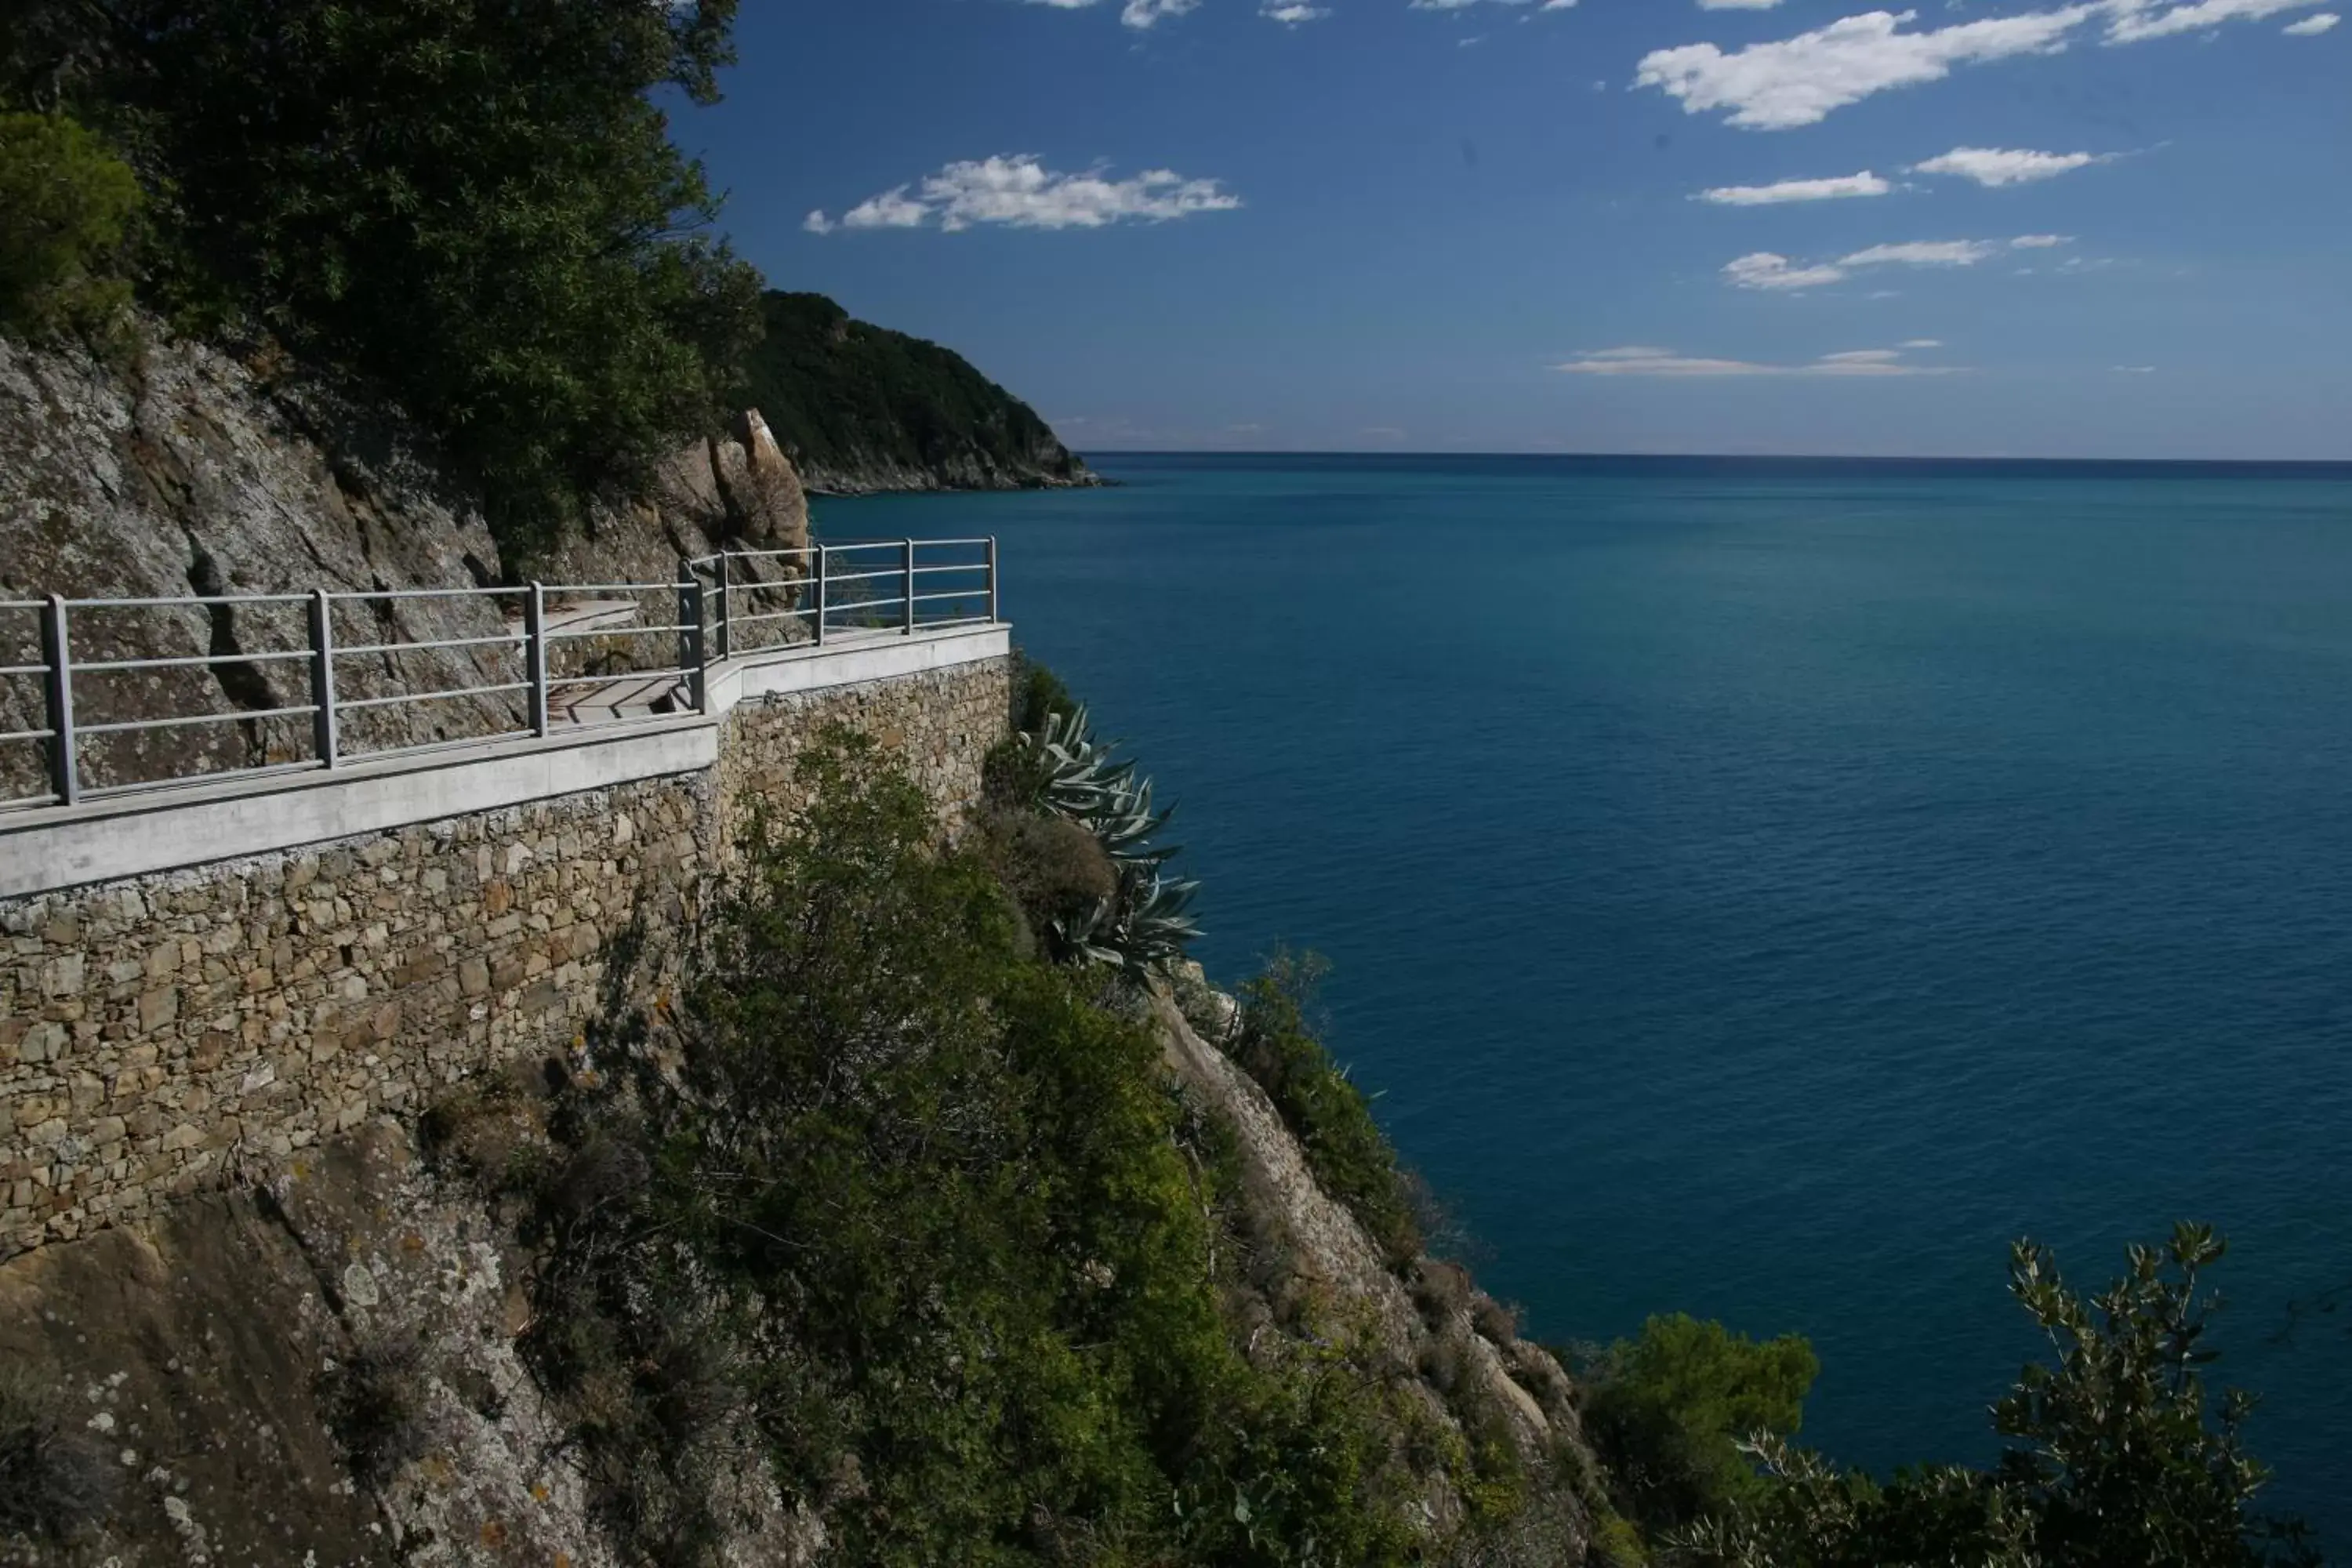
[684,0,2349,459]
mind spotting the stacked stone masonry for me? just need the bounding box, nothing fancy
[0,658,1011,1255]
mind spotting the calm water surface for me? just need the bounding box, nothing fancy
[830,453,2352,1544]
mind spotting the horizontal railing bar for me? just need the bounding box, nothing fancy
[73,648,310,674]
[544,582,674,595]
[910,562,989,575]
[336,632,524,657]
[71,592,312,608]
[0,794,62,810]
[543,622,693,643]
[0,601,45,612]
[336,681,532,713]
[909,590,990,605]
[544,670,689,691]
[77,704,319,736]
[0,727,57,742]
[336,727,537,764]
[731,609,812,626]
[327,586,523,602]
[818,568,909,586]
[78,760,322,801]
[0,663,49,677]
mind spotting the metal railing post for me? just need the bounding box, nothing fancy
[902,538,916,636]
[714,553,731,662]
[987,535,1000,624]
[307,587,338,768]
[524,583,550,737]
[814,546,828,648]
[677,564,706,713]
[39,593,77,807]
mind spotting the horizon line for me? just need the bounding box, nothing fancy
[1074,448,2352,468]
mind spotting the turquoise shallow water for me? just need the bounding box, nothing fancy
[830,453,2352,1545]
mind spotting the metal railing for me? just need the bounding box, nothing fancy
[0,537,1000,813]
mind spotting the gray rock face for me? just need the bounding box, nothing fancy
[0,329,522,801]
[0,325,816,804]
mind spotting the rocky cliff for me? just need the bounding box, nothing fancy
[744,293,1101,497]
[0,982,1598,1566]
[0,325,810,801]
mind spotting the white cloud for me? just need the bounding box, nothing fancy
[840,188,931,230]
[1726,238,2049,289]
[2283,9,2339,27]
[1900,337,1944,347]
[1697,170,1893,204]
[1557,343,1954,376]
[1911,146,2109,185]
[2107,0,2325,39]
[1637,2,2332,129]
[811,156,1240,234]
[1725,252,1853,289]
[2114,364,2158,372]
[1261,0,1331,19]
[1635,9,2092,130]
[1701,0,1788,9]
[1021,0,1207,19]
[1841,238,2002,266]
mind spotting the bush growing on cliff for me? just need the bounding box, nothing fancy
[1622,1226,2316,1567]
[523,730,1431,1566]
[5,0,764,554]
[1574,1314,1818,1537]
[1229,950,1422,1271]
[0,109,140,344]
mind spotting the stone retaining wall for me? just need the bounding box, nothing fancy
[0,659,1011,1255]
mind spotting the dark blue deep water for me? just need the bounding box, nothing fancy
[831,453,2352,1546]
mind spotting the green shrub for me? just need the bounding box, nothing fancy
[974,805,1121,955]
[0,1369,118,1544]
[524,730,1431,1565]
[1228,951,1421,1270]
[1012,655,1076,737]
[0,110,141,343]
[1671,1226,2318,1568]
[13,0,763,555]
[1575,1313,1817,1536]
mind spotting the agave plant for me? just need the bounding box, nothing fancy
[1051,866,1203,978]
[1021,703,1201,972]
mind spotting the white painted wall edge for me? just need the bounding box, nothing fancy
[0,623,1011,899]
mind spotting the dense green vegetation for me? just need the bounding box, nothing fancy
[1577,1315,1820,1539]
[1227,952,1425,1270]
[483,731,1466,1564]
[2,0,763,554]
[1580,1225,2317,1566]
[0,110,141,343]
[745,292,1094,492]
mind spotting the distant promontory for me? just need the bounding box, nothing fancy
[746,292,1102,496]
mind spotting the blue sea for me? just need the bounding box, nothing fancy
[830,452,2352,1547]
